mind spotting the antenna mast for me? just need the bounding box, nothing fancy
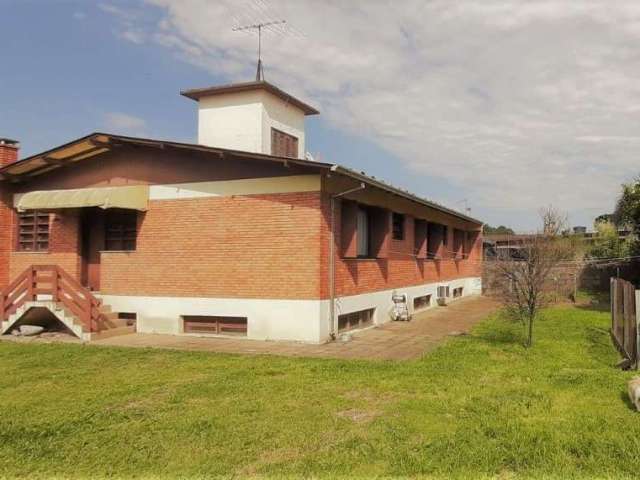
[232,20,286,81]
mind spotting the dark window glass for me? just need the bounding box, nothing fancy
[392,213,405,240]
[105,210,137,251]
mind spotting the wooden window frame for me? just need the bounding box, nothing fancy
[16,210,50,252]
[271,128,299,158]
[104,209,137,252]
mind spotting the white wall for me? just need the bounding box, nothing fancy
[196,89,306,157]
[260,90,306,157]
[197,91,263,152]
[99,294,324,343]
[99,276,482,344]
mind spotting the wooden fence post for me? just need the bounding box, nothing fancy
[636,289,640,371]
[611,278,615,332]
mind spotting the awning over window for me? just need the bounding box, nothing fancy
[15,185,149,212]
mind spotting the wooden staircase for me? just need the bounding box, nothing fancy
[0,265,134,341]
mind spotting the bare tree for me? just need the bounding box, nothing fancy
[539,204,568,236]
[486,206,581,347]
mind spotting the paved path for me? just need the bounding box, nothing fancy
[93,295,499,361]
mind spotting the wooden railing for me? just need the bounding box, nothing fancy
[0,265,103,332]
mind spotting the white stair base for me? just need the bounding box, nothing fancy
[1,301,90,341]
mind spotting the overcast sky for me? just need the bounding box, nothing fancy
[3,1,639,231]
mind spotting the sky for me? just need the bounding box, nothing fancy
[1,0,639,231]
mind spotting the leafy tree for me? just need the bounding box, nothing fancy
[594,213,613,225]
[614,180,640,227]
[588,221,630,259]
[612,178,640,254]
[484,224,515,235]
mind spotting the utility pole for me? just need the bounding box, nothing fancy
[232,20,286,81]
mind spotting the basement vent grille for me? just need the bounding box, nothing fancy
[338,308,374,333]
[413,294,432,311]
[182,316,248,336]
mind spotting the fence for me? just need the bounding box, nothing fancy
[610,277,640,368]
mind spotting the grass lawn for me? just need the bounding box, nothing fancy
[1,300,639,479]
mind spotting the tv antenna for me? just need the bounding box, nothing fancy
[233,20,286,81]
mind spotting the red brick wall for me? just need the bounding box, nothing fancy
[99,192,323,299]
[321,194,483,298]
[0,144,18,167]
[8,210,81,280]
[0,185,12,289]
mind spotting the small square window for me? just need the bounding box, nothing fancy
[17,211,49,252]
[392,213,405,240]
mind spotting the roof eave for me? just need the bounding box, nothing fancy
[330,165,483,225]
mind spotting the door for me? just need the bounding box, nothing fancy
[80,208,104,291]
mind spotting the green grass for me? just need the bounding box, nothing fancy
[0,301,638,479]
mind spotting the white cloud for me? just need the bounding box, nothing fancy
[102,0,640,229]
[103,112,148,136]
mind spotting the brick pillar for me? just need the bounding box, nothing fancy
[0,185,12,289]
[0,139,18,287]
[0,138,19,167]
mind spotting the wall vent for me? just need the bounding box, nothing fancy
[182,316,248,336]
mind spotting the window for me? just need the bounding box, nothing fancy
[338,308,375,333]
[442,226,449,246]
[105,210,137,251]
[183,316,248,336]
[271,128,298,158]
[392,213,405,240]
[453,287,464,298]
[356,207,370,257]
[17,211,49,252]
[413,294,432,311]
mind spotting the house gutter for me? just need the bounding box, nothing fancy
[328,178,366,340]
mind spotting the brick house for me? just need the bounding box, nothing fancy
[0,81,483,343]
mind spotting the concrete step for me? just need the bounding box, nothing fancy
[89,325,135,341]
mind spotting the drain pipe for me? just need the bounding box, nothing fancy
[329,179,366,339]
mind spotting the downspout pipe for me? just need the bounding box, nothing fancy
[329,180,366,340]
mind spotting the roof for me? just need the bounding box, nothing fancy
[0,132,482,225]
[0,138,19,146]
[180,80,320,116]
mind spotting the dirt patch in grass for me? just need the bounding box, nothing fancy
[335,408,382,423]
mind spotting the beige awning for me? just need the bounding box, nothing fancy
[15,185,149,212]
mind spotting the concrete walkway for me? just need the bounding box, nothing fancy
[92,295,499,361]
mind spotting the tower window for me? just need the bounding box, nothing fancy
[271,128,298,158]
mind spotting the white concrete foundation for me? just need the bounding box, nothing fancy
[99,276,481,344]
